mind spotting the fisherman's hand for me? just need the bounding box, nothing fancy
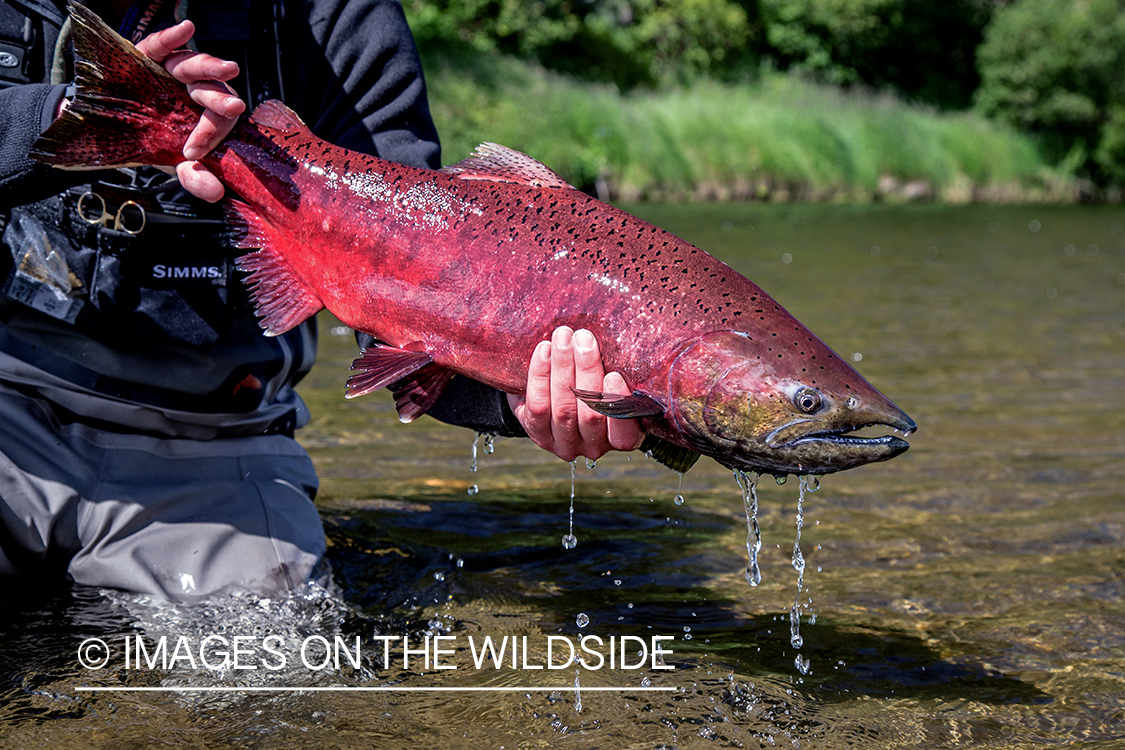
[135,20,245,202]
[509,327,644,462]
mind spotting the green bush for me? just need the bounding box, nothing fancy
[974,0,1125,186]
[404,0,994,107]
[759,0,993,108]
[402,0,753,88]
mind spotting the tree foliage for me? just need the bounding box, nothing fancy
[404,0,994,107]
[974,0,1125,185]
[404,0,1125,187]
[402,0,754,89]
[759,0,994,108]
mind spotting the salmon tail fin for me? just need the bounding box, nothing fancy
[29,1,202,170]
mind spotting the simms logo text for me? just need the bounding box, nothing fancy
[153,265,222,280]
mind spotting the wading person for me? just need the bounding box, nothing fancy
[0,0,640,599]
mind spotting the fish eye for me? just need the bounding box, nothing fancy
[794,387,823,414]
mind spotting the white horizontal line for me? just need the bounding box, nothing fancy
[75,686,675,693]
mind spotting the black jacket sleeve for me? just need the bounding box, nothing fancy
[0,82,88,208]
[287,0,441,169]
[426,376,528,438]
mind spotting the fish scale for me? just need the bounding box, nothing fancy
[31,3,916,477]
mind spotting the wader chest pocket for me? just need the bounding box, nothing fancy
[91,231,242,347]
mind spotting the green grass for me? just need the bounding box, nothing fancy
[421,51,1072,202]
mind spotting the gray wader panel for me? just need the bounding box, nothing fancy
[0,382,325,600]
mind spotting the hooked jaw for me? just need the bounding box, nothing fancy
[758,409,916,476]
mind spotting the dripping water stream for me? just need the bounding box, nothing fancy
[562,460,578,549]
[736,471,762,587]
[467,434,480,495]
[791,476,814,675]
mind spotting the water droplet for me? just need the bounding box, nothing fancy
[614,579,622,586]
[775,475,788,485]
[1028,220,1041,232]
[627,603,633,609]
[562,534,578,550]
[483,434,496,454]
[584,457,596,469]
[434,572,445,582]
[641,676,651,687]
[673,494,685,506]
[851,352,863,362]
[576,612,589,628]
[574,669,582,713]
[467,484,479,496]
[781,252,793,264]
[805,476,820,492]
[1064,243,1077,256]
[869,245,881,256]
[683,626,691,633]
[795,654,811,675]
[470,433,480,472]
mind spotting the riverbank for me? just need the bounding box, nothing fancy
[421,51,1080,203]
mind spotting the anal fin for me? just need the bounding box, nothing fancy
[347,343,434,399]
[390,362,456,423]
[228,200,323,336]
[640,435,701,474]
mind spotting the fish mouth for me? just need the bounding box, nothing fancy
[744,413,917,476]
[784,419,915,450]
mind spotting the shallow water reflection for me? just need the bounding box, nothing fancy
[2,203,1123,747]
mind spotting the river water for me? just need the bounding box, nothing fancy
[1,203,1122,748]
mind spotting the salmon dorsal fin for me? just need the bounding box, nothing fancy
[443,143,574,189]
[249,100,311,134]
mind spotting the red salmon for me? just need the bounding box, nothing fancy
[32,4,915,477]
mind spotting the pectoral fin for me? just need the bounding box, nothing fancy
[572,388,665,418]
